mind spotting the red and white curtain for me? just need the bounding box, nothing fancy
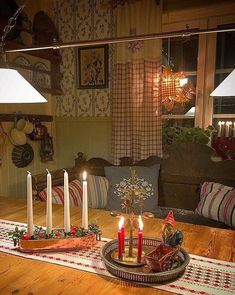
[112,0,162,164]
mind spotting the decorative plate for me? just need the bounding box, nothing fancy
[33,62,51,88]
[14,56,33,83]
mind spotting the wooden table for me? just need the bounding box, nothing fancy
[0,197,234,295]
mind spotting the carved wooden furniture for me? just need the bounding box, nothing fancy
[32,143,235,228]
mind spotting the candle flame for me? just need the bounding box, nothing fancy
[138,216,143,231]
[27,171,31,176]
[46,168,50,174]
[118,216,124,230]
[83,171,87,181]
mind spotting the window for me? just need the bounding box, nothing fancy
[213,29,235,115]
[162,35,198,128]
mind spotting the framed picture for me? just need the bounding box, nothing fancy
[77,45,109,89]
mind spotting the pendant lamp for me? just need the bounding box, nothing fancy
[210,69,235,97]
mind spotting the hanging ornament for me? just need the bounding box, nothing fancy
[161,66,195,112]
[161,37,196,112]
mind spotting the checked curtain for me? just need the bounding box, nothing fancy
[112,0,162,164]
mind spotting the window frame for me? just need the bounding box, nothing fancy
[162,3,235,128]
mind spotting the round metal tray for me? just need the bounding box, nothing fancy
[101,237,190,283]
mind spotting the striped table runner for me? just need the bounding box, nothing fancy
[0,219,234,295]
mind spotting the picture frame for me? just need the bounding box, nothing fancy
[77,45,109,89]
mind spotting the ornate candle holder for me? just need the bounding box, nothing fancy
[110,168,154,266]
[101,168,189,283]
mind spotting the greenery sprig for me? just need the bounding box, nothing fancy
[8,222,100,246]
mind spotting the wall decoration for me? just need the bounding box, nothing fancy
[53,0,113,117]
[14,56,32,83]
[33,62,51,89]
[12,143,34,168]
[77,45,109,89]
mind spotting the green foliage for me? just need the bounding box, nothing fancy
[163,126,216,145]
[8,222,101,245]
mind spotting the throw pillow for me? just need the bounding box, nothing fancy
[105,165,160,214]
[195,181,235,228]
[87,175,109,209]
[38,179,83,207]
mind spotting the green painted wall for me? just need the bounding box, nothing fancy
[55,117,112,168]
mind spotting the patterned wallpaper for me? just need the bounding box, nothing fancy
[53,0,114,117]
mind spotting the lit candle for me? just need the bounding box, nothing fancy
[228,121,232,137]
[137,216,143,263]
[121,217,125,254]
[218,121,222,137]
[221,121,225,137]
[63,170,70,233]
[82,171,88,230]
[46,169,52,235]
[225,121,232,137]
[118,216,124,260]
[27,171,33,237]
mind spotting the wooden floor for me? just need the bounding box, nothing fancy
[0,197,234,295]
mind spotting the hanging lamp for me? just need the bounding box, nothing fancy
[0,1,47,103]
[161,38,195,112]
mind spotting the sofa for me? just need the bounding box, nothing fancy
[33,143,235,229]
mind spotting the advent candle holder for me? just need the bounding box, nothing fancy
[9,170,101,253]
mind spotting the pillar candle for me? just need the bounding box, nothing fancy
[63,170,70,233]
[46,169,52,235]
[118,216,124,260]
[82,171,88,230]
[27,171,33,237]
[137,216,143,263]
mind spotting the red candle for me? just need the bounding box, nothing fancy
[137,216,143,263]
[118,216,124,259]
[121,221,125,253]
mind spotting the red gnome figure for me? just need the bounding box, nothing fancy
[162,210,183,248]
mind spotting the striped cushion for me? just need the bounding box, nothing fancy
[87,175,109,209]
[195,182,235,228]
[38,179,83,207]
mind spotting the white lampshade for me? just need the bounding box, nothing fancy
[210,69,235,97]
[0,68,47,103]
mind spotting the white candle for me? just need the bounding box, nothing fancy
[218,121,222,137]
[82,171,88,230]
[63,170,70,233]
[46,169,52,235]
[221,121,225,137]
[27,171,33,236]
[228,121,232,137]
[225,121,232,137]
